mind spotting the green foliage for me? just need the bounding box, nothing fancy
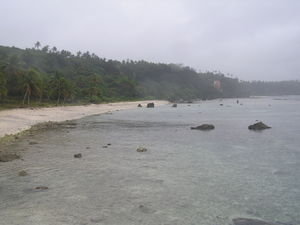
[1,43,298,108]
[0,71,7,100]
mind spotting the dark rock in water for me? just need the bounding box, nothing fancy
[74,153,82,158]
[35,186,48,190]
[138,205,156,213]
[248,122,271,130]
[0,153,20,162]
[233,218,276,225]
[137,104,142,107]
[107,143,111,146]
[103,146,108,148]
[172,103,177,108]
[18,170,28,176]
[86,146,90,149]
[191,124,215,130]
[220,104,223,106]
[137,147,147,152]
[147,102,155,108]
[29,141,38,145]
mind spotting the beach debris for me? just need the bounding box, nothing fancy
[233,218,277,225]
[137,104,142,107]
[18,170,28,176]
[0,153,20,162]
[172,103,177,107]
[147,102,155,108]
[74,153,82,158]
[35,186,48,190]
[191,124,215,130]
[137,147,147,152]
[248,122,271,130]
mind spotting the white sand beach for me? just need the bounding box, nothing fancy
[0,100,168,138]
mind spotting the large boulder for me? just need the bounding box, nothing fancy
[233,218,276,225]
[147,103,155,108]
[248,122,271,130]
[191,124,215,130]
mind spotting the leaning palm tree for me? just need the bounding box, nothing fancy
[22,69,42,105]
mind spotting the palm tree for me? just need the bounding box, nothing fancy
[22,69,42,105]
[0,71,7,101]
[49,73,73,104]
[34,41,41,50]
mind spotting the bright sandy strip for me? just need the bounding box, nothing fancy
[0,100,168,138]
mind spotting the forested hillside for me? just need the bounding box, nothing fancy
[0,43,299,107]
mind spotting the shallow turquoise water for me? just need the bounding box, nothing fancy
[0,97,299,225]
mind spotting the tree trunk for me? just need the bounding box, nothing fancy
[23,90,28,105]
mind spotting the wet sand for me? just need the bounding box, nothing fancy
[0,101,168,139]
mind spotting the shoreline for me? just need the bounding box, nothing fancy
[0,100,168,140]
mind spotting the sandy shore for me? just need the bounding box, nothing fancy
[0,100,168,139]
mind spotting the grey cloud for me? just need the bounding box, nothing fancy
[0,0,299,80]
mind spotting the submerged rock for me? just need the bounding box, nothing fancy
[0,153,20,162]
[248,122,271,130]
[147,103,155,108]
[191,124,215,130]
[74,153,82,158]
[137,147,147,152]
[233,218,276,225]
[35,186,48,190]
[172,103,177,108]
[18,170,28,176]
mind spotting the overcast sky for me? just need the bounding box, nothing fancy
[0,0,299,81]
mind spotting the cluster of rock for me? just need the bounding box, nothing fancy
[190,122,271,131]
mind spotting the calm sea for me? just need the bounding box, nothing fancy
[0,96,300,225]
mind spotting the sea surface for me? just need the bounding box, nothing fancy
[0,96,300,225]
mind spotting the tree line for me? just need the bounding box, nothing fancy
[0,43,299,106]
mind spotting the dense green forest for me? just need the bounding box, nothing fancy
[0,43,299,107]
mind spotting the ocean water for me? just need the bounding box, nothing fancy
[0,96,300,225]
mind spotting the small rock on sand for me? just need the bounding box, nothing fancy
[137,104,142,107]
